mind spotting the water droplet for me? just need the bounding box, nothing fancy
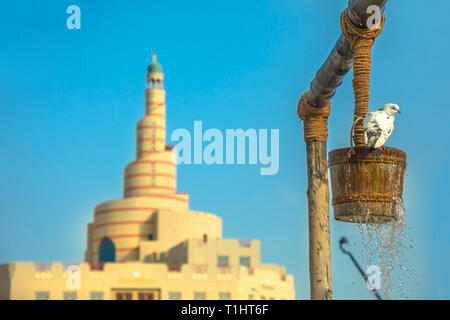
[353,199,415,299]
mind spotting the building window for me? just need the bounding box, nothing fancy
[194,292,206,300]
[168,292,181,300]
[35,291,50,300]
[138,292,155,300]
[217,255,229,266]
[148,234,153,240]
[116,292,133,300]
[239,256,251,267]
[63,292,77,300]
[90,292,103,300]
[219,292,231,300]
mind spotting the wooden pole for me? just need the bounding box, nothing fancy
[303,0,388,300]
[306,140,332,300]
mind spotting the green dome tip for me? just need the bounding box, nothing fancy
[148,52,163,73]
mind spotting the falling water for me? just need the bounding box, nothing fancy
[354,198,416,299]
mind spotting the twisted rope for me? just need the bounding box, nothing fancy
[340,8,386,147]
[297,91,331,142]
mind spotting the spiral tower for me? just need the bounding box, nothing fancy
[85,53,199,263]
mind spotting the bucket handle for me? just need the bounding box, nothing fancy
[348,116,365,159]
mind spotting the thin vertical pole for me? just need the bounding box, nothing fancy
[305,141,332,300]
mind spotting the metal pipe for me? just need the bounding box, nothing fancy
[339,237,383,300]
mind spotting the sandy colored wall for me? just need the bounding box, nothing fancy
[5,261,294,300]
[236,266,295,300]
[188,239,260,267]
[156,210,222,245]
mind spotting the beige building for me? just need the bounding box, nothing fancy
[0,54,295,300]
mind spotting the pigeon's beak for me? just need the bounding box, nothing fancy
[397,111,402,114]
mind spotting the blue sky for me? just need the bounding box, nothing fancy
[0,0,449,299]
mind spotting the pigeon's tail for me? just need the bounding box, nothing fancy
[366,146,376,155]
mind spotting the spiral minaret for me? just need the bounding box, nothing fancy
[124,52,177,197]
[84,53,220,263]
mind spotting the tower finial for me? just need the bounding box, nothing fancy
[152,51,157,64]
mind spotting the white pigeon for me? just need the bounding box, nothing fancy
[363,103,401,151]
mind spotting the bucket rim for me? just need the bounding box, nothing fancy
[328,147,407,167]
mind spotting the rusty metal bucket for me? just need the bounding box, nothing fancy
[328,147,407,224]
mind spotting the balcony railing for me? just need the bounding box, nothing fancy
[34,262,52,271]
[238,239,251,247]
[192,264,208,274]
[89,262,105,271]
[218,265,232,274]
[167,263,183,272]
[62,262,80,272]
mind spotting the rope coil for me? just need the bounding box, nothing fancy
[340,8,386,147]
[297,91,331,142]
